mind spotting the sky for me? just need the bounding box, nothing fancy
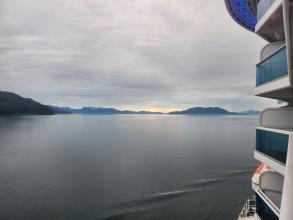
[0,0,276,112]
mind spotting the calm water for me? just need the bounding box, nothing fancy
[0,115,258,220]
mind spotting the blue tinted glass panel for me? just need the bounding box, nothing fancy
[256,47,288,86]
[256,194,279,220]
[256,129,288,164]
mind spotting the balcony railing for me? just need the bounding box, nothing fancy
[256,194,279,220]
[260,172,283,209]
[256,129,288,164]
[257,0,276,21]
[256,47,288,86]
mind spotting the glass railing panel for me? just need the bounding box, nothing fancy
[256,129,288,164]
[257,0,276,21]
[256,194,279,220]
[256,47,288,86]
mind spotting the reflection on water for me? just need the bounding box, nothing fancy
[0,115,257,220]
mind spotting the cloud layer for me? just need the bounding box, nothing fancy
[0,0,275,112]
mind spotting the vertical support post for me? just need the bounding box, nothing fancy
[280,134,293,220]
[283,0,293,86]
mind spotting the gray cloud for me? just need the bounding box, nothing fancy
[0,0,275,111]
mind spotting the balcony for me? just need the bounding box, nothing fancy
[255,0,284,42]
[256,194,279,220]
[253,170,283,219]
[260,171,283,209]
[256,128,288,165]
[256,46,288,87]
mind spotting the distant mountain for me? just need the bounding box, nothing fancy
[0,91,260,116]
[169,107,239,115]
[51,106,71,114]
[76,107,121,114]
[239,110,260,115]
[51,106,163,115]
[0,91,54,115]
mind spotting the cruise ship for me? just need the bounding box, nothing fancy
[224,0,293,220]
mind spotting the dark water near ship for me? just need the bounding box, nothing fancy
[0,115,257,220]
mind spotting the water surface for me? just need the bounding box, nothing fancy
[0,115,257,220]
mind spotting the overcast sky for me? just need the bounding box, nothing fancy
[0,0,275,112]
